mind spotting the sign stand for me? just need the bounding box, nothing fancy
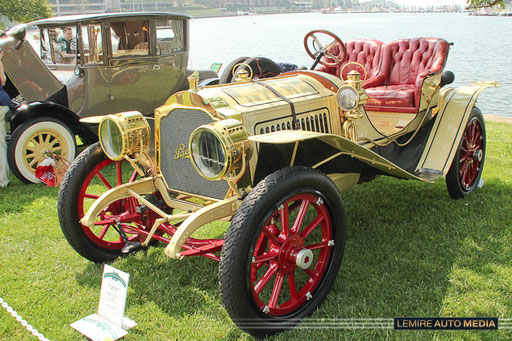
[71,265,136,341]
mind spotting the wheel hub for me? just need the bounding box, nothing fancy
[473,148,483,162]
[295,248,314,270]
[277,235,314,273]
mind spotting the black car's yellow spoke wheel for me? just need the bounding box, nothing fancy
[8,117,76,184]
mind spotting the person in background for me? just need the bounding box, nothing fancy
[57,27,77,62]
[0,48,13,188]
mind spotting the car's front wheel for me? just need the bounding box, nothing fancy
[7,117,76,184]
[219,167,346,337]
[58,143,148,263]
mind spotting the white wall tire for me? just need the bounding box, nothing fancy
[8,118,76,184]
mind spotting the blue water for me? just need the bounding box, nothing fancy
[189,12,512,117]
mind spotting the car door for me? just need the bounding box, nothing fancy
[107,17,162,115]
[150,17,189,107]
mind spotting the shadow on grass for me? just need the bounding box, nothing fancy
[75,249,222,317]
[72,176,511,340]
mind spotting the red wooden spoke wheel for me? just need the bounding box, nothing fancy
[219,167,346,337]
[250,193,333,315]
[446,107,486,199]
[459,119,483,190]
[58,143,157,262]
[77,158,142,250]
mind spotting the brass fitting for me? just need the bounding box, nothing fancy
[188,71,199,91]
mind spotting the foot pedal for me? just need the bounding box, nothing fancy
[121,241,142,254]
[414,168,443,181]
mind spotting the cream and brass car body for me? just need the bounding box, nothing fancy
[82,69,498,259]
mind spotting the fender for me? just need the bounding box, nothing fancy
[8,101,97,144]
[415,81,499,175]
[249,130,429,182]
[81,177,206,228]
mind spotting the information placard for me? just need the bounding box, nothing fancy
[71,265,135,341]
[98,265,130,327]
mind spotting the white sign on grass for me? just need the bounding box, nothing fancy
[71,265,136,341]
[98,264,130,327]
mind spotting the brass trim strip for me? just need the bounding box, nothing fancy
[290,141,299,167]
[312,151,346,169]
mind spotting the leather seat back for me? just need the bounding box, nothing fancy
[367,38,449,87]
[316,39,383,82]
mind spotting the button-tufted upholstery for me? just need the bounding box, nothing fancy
[316,40,383,86]
[365,37,449,112]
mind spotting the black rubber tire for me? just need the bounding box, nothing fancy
[219,166,346,337]
[219,56,249,84]
[234,57,283,82]
[7,117,76,184]
[58,142,122,263]
[446,107,486,199]
[220,56,283,84]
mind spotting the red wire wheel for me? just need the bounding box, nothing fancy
[219,167,346,337]
[58,143,156,262]
[446,107,486,199]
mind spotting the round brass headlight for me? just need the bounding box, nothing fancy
[98,111,151,161]
[189,119,250,180]
[336,86,359,111]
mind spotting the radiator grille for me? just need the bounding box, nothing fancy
[255,109,331,135]
[159,108,228,199]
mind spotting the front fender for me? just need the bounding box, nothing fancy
[8,101,97,144]
[415,81,499,175]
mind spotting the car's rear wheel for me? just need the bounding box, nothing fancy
[58,142,155,262]
[446,107,486,199]
[219,167,346,337]
[7,117,76,184]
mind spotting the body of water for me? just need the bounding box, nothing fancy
[189,12,512,117]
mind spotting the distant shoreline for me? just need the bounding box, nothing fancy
[485,114,512,124]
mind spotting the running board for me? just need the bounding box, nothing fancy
[414,168,443,181]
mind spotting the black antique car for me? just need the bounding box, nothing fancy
[1,12,216,183]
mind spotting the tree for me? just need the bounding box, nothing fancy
[0,0,53,25]
[466,0,505,8]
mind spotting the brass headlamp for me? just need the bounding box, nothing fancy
[98,111,151,161]
[189,119,251,180]
[336,70,369,114]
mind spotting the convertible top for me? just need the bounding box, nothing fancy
[31,12,190,26]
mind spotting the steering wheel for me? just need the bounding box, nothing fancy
[304,30,347,67]
[231,62,254,80]
[340,62,368,82]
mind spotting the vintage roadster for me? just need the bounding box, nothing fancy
[1,12,216,183]
[57,30,498,336]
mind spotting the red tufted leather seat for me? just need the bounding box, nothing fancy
[316,40,383,87]
[365,37,449,113]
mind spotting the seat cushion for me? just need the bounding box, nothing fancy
[365,84,416,110]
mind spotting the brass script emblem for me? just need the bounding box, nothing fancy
[174,143,190,160]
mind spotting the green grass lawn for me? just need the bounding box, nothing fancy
[0,121,511,340]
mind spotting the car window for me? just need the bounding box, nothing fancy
[81,24,103,65]
[110,20,149,58]
[155,19,185,55]
[40,29,52,64]
[40,26,78,65]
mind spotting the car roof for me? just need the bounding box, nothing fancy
[31,12,190,26]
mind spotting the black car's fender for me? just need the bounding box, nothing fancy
[7,101,98,145]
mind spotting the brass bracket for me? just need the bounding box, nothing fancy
[164,196,240,259]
